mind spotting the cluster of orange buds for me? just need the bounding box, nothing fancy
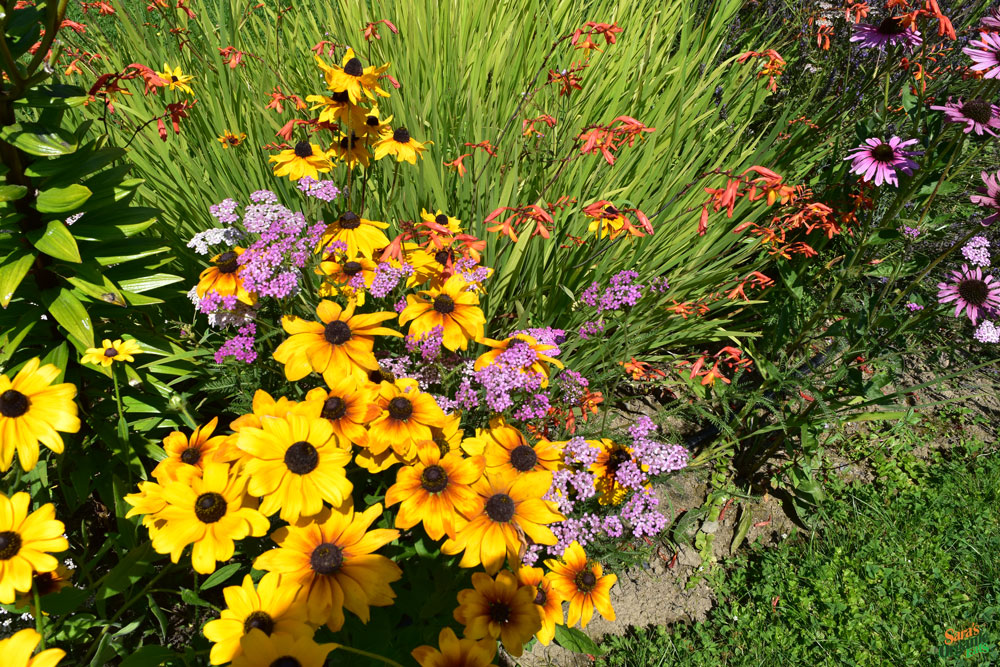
[667,299,711,319]
[484,205,555,242]
[443,153,471,177]
[815,23,834,50]
[736,49,786,92]
[310,40,339,57]
[273,117,338,141]
[528,389,604,438]
[621,358,667,381]
[158,100,197,142]
[680,347,753,387]
[61,47,102,77]
[547,62,588,96]
[698,166,804,236]
[464,140,497,156]
[146,0,196,19]
[843,1,870,23]
[265,86,307,114]
[362,19,398,41]
[522,114,556,138]
[900,0,956,41]
[546,196,577,213]
[571,21,623,53]
[218,46,250,69]
[81,0,115,14]
[721,270,775,301]
[577,115,655,166]
[87,64,169,111]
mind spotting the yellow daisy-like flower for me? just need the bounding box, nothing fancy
[328,131,371,169]
[316,210,390,260]
[252,503,401,631]
[273,300,401,385]
[441,471,563,574]
[366,378,447,461]
[218,130,247,149]
[152,417,230,483]
[516,566,564,645]
[411,627,496,667]
[156,63,194,94]
[269,141,333,181]
[544,541,617,628]
[420,208,463,234]
[399,274,485,351]
[431,412,465,457]
[474,333,564,387]
[81,338,142,367]
[0,492,68,604]
[590,438,642,506]
[150,462,269,574]
[14,564,73,614]
[355,103,394,139]
[0,357,79,472]
[481,422,564,476]
[315,48,389,104]
[373,127,431,164]
[236,413,353,521]
[453,570,541,657]
[316,256,377,305]
[385,440,485,541]
[587,204,632,240]
[297,377,380,446]
[0,628,65,667]
[224,389,302,466]
[196,246,256,306]
[305,90,364,127]
[231,629,336,667]
[203,573,312,665]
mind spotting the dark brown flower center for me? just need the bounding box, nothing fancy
[0,390,30,418]
[339,211,361,230]
[877,16,906,35]
[871,144,896,162]
[510,444,538,472]
[420,465,449,493]
[434,250,451,267]
[534,587,547,605]
[324,320,353,345]
[243,610,275,636]
[489,601,511,623]
[228,136,240,145]
[958,278,990,306]
[340,132,360,150]
[388,396,413,421]
[0,531,22,560]
[33,571,62,596]
[366,115,379,126]
[321,396,347,420]
[180,447,201,465]
[606,448,632,475]
[284,441,319,475]
[216,251,239,274]
[104,347,119,357]
[434,436,450,456]
[194,492,227,524]
[368,368,395,384]
[171,75,179,82]
[294,141,313,158]
[605,205,619,216]
[574,570,598,592]
[310,542,344,575]
[434,214,448,226]
[962,99,994,125]
[331,90,350,103]
[343,57,364,77]
[433,294,456,314]
[484,493,515,522]
[343,261,363,276]
[393,127,411,143]
[270,658,301,667]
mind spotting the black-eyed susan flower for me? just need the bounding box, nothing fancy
[297,377,380,446]
[516,566,564,645]
[545,541,616,628]
[0,628,66,667]
[123,475,172,538]
[474,333,564,387]
[385,441,485,540]
[441,471,563,574]
[196,247,257,305]
[431,413,465,457]
[374,127,431,164]
[411,627,496,667]
[589,438,641,505]
[203,573,312,665]
[156,63,194,94]
[482,422,563,476]
[453,570,541,657]
[399,275,485,351]
[315,48,389,104]
[231,629,335,667]
[316,211,390,259]
[356,103,393,139]
[217,130,247,148]
[306,90,363,126]
[0,358,79,472]
[420,208,463,234]
[236,413,353,521]
[269,141,333,181]
[152,417,230,483]
[329,131,370,169]
[14,564,73,613]
[81,338,142,367]
[0,492,68,604]
[365,378,447,462]
[316,256,377,305]
[252,503,401,631]
[272,300,401,385]
[150,462,269,574]
[405,245,453,288]
[224,389,302,466]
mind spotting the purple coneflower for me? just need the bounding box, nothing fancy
[964,31,1000,79]
[850,16,922,50]
[937,264,1000,325]
[970,170,1000,226]
[843,137,921,187]
[930,98,1000,136]
[982,8,1000,30]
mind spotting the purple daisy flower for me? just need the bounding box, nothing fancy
[937,264,1000,325]
[850,16,922,50]
[964,31,1000,78]
[930,98,1000,136]
[982,8,1000,30]
[843,136,921,187]
[970,170,1000,226]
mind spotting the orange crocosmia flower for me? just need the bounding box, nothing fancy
[545,541,616,628]
[363,19,398,41]
[463,140,497,156]
[444,153,472,177]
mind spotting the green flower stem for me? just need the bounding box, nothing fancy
[110,367,133,482]
[332,645,405,667]
[33,581,46,650]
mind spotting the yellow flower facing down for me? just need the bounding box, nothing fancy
[236,413,353,521]
[399,274,485,351]
[316,210,390,260]
[156,63,194,94]
[150,462,269,574]
[14,564,73,614]
[411,627,496,667]
[374,127,431,164]
[203,573,312,665]
[296,377,380,446]
[218,130,247,148]
[474,333,564,387]
[0,628,65,667]
[544,541,616,628]
[269,141,333,181]
[252,503,401,631]
[516,566,564,645]
[306,90,365,127]
[315,48,389,104]
[0,357,80,472]
[0,492,68,605]
[152,417,230,484]
[81,338,142,367]
[196,247,256,306]
[231,629,336,667]
[481,422,564,477]
[453,570,541,657]
[356,103,393,139]
[272,300,401,385]
[328,131,371,169]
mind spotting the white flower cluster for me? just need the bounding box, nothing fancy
[186,226,243,255]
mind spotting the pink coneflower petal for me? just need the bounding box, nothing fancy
[843,136,921,188]
[930,98,1000,136]
[964,32,1000,79]
[937,264,1000,325]
[850,16,922,50]
[970,170,1000,226]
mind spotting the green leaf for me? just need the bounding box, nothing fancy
[29,220,81,262]
[200,562,242,590]
[0,123,78,156]
[118,645,179,667]
[44,288,95,347]
[39,587,89,616]
[96,542,154,602]
[554,624,605,655]
[0,185,27,201]
[118,273,184,294]
[36,184,92,213]
[0,251,35,308]
[180,588,213,608]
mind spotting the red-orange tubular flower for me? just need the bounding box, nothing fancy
[578,116,655,165]
[484,205,554,242]
[363,19,399,41]
[444,153,472,177]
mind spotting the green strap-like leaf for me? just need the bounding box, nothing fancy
[29,219,82,262]
[0,123,78,156]
[0,251,36,308]
[44,287,95,347]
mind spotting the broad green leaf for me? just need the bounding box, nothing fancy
[0,123,78,156]
[180,588,213,608]
[39,587,89,616]
[200,562,242,590]
[119,645,179,667]
[554,624,605,655]
[118,273,184,293]
[0,185,27,201]
[29,220,82,262]
[44,288,95,347]
[96,542,154,602]
[0,251,36,308]
[36,184,92,213]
